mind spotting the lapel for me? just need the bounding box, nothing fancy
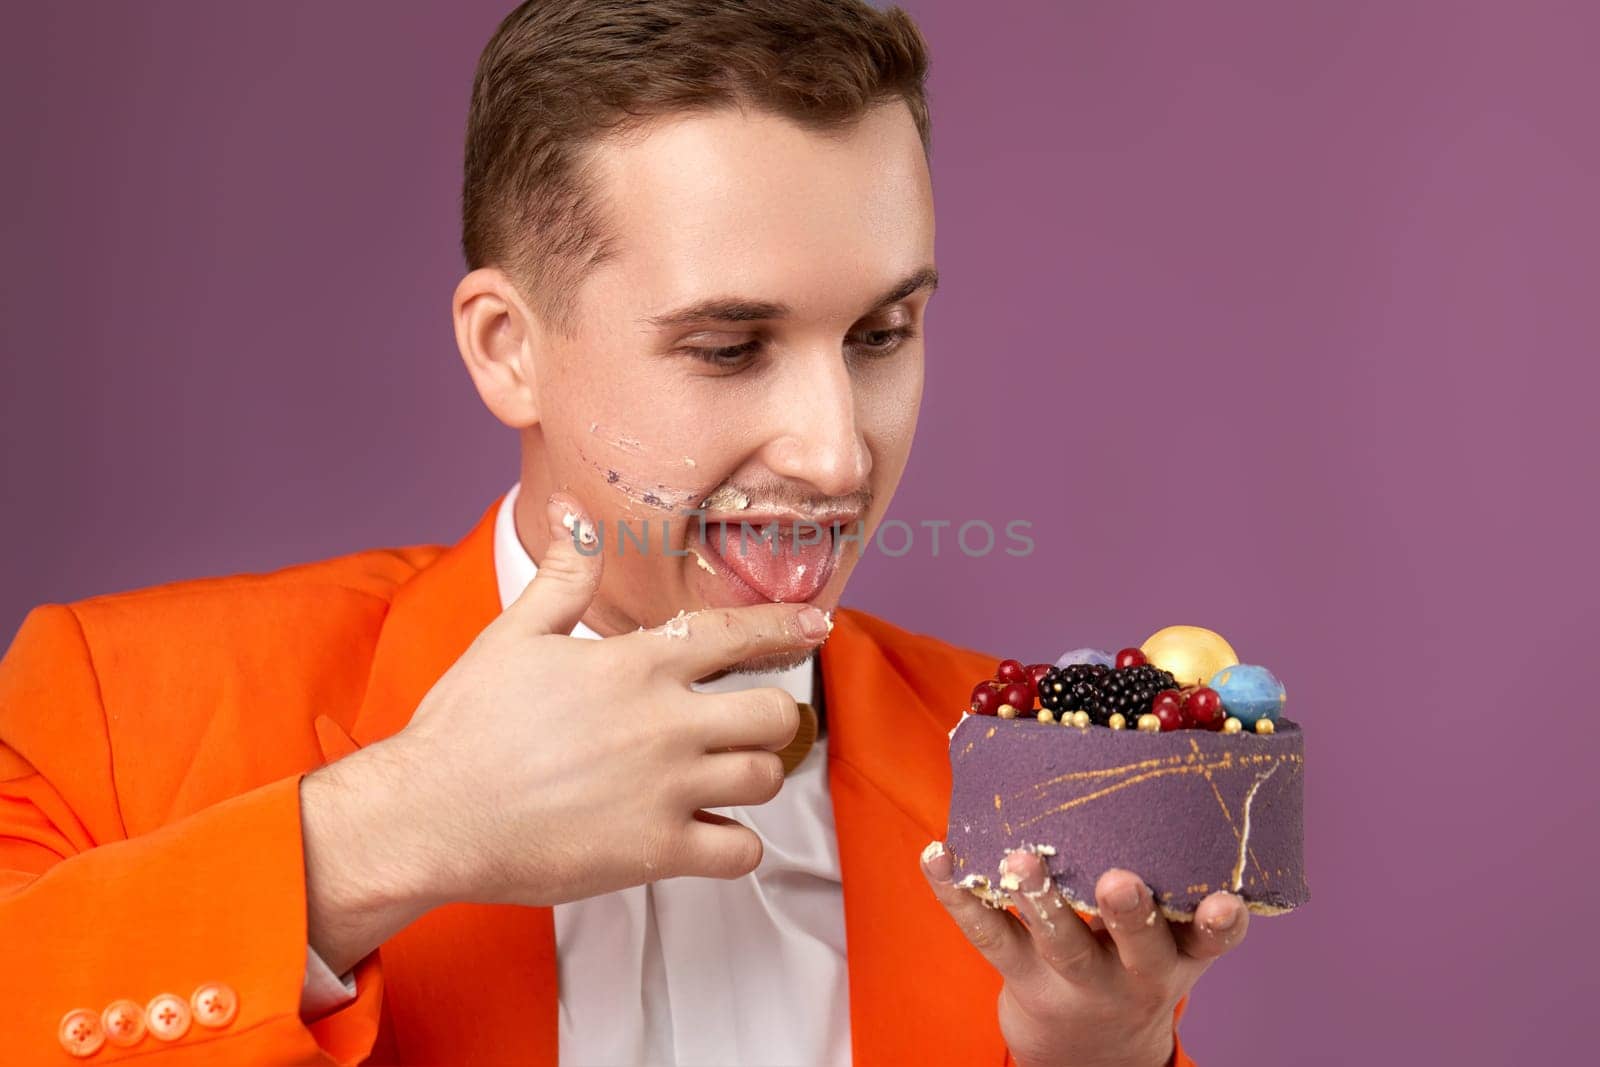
[311,498,1005,1064]
[823,611,1009,1065]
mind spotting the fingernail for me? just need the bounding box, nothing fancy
[1002,851,1046,893]
[921,840,952,882]
[797,607,829,638]
[1109,882,1142,913]
[1209,905,1239,932]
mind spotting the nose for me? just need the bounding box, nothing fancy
[759,345,872,498]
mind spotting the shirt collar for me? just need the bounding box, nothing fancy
[492,482,814,702]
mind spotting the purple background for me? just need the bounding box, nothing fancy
[3,3,1593,1063]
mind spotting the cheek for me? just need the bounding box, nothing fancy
[859,355,925,473]
[537,356,723,512]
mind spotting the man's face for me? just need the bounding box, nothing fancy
[517,101,935,656]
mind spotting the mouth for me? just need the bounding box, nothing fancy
[692,511,861,604]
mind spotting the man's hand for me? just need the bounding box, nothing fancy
[922,844,1248,1067]
[299,492,830,975]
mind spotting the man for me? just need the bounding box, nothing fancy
[0,2,1248,1063]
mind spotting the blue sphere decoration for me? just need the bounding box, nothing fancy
[1055,647,1114,669]
[1208,664,1287,726]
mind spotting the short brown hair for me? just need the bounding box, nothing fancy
[461,0,932,335]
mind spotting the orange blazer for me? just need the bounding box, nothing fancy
[0,495,1194,1065]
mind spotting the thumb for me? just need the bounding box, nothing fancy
[509,492,604,636]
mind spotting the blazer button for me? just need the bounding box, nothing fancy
[102,999,147,1047]
[58,1009,105,1057]
[145,993,192,1042]
[191,982,239,1029]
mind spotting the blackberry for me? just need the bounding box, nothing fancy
[1093,664,1179,725]
[1039,663,1111,721]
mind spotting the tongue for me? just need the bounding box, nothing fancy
[704,522,835,603]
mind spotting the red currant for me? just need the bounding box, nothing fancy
[996,659,1028,685]
[999,681,1037,712]
[970,681,1003,716]
[1155,703,1184,731]
[1184,687,1223,729]
[1114,647,1148,669]
[1026,663,1053,686]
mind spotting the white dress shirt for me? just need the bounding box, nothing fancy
[304,484,852,1066]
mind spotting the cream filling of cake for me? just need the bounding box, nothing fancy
[577,429,709,512]
[560,510,599,547]
[699,484,752,512]
[652,609,698,640]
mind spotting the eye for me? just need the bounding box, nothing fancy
[847,324,917,357]
[680,323,918,371]
[684,339,763,369]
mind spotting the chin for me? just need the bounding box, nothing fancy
[724,647,819,675]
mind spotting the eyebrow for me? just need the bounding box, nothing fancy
[642,265,939,331]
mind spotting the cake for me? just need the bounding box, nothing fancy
[945,626,1307,920]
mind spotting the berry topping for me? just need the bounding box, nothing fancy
[1096,664,1180,725]
[959,629,1285,738]
[1114,647,1148,669]
[996,659,1028,685]
[1183,687,1223,729]
[970,682,1003,716]
[999,681,1037,713]
[1152,688,1185,720]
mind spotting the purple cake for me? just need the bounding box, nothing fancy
[946,628,1308,920]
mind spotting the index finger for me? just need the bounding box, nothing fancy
[1001,849,1109,987]
[641,603,831,680]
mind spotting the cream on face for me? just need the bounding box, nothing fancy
[511,101,935,641]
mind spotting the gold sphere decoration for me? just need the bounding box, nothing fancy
[1139,625,1240,688]
[1223,716,1243,734]
[1255,718,1276,735]
[1037,708,1055,724]
[1136,713,1161,733]
[1070,710,1091,728]
[1108,712,1127,730]
[998,705,1018,719]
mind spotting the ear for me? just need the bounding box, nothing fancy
[453,267,543,429]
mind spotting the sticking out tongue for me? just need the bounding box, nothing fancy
[702,522,836,603]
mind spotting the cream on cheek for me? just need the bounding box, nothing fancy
[577,422,707,512]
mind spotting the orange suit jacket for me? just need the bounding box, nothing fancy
[0,495,1194,1065]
